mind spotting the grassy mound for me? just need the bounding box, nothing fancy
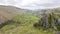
[0,14,54,34]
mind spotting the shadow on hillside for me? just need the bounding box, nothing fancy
[0,20,14,29]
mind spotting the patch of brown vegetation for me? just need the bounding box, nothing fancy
[0,5,24,24]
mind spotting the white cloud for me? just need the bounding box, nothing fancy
[0,0,60,9]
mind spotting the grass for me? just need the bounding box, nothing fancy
[0,23,53,34]
[0,14,54,34]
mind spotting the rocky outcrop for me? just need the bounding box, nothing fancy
[38,13,60,30]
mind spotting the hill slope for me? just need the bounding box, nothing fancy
[0,5,25,24]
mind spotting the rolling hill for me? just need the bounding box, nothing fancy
[0,5,60,34]
[0,5,25,24]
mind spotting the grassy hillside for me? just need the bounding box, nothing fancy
[0,5,60,34]
[0,5,25,24]
[0,14,53,34]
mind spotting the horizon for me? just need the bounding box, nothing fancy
[0,0,60,10]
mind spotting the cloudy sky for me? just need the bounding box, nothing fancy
[0,0,60,10]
